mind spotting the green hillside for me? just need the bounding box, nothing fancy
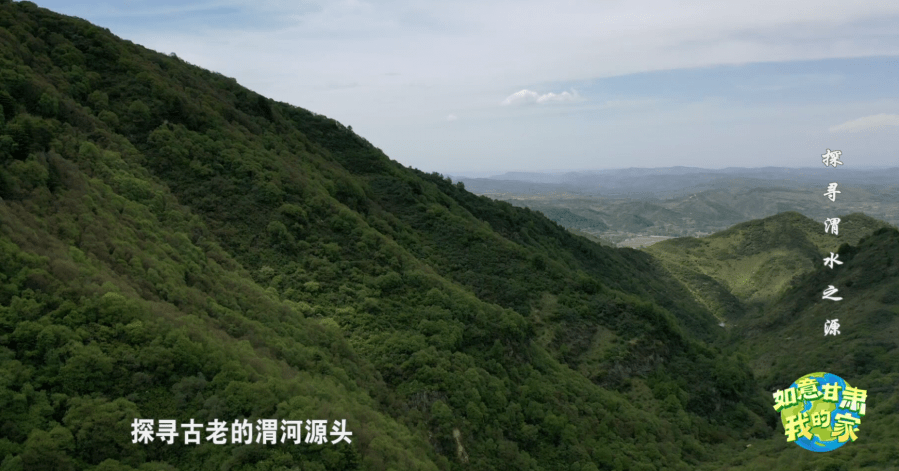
[645,212,895,320]
[0,2,790,470]
[644,211,899,469]
[713,226,899,470]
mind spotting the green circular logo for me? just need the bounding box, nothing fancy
[774,372,866,452]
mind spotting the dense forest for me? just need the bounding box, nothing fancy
[0,1,896,470]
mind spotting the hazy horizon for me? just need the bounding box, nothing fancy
[446,164,899,179]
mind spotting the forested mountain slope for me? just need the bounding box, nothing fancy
[1,1,888,470]
[646,211,895,320]
[642,211,899,468]
[708,226,899,469]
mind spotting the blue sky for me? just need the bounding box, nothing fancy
[31,0,899,175]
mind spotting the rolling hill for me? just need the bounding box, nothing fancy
[461,178,899,243]
[645,212,896,319]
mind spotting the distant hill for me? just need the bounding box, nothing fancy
[465,183,899,242]
[462,167,899,199]
[457,167,899,240]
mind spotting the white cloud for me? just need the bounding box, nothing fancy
[500,89,539,105]
[446,114,458,121]
[535,91,577,104]
[53,1,899,97]
[501,89,578,106]
[41,0,899,170]
[829,113,899,132]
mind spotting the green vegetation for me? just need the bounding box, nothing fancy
[645,213,899,469]
[646,212,895,319]
[0,2,896,470]
[710,226,899,470]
